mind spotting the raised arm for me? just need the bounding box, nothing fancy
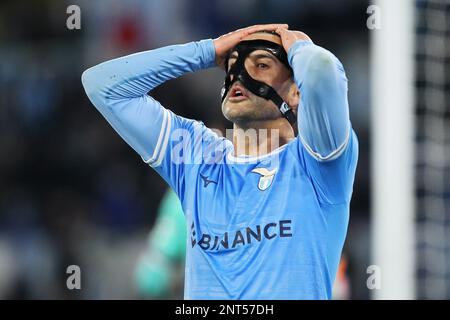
[276,29,357,205]
[276,29,350,162]
[82,24,289,165]
[81,39,216,163]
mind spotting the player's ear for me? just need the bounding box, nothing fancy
[287,81,300,112]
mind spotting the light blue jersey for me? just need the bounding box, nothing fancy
[82,38,358,300]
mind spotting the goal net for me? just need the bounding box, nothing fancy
[415,0,450,299]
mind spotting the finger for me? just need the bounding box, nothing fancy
[249,24,289,33]
[275,27,291,39]
[240,24,288,37]
[257,23,289,30]
[275,26,289,32]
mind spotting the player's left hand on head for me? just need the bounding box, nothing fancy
[275,28,312,53]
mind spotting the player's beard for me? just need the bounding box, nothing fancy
[221,93,281,126]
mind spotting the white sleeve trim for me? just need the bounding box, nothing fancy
[299,128,351,162]
[141,108,171,166]
[150,110,172,168]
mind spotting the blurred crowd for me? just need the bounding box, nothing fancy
[0,0,370,299]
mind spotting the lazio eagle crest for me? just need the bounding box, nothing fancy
[251,167,277,191]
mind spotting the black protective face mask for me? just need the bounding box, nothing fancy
[221,39,297,128]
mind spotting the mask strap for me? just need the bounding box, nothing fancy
[221,41,297,129]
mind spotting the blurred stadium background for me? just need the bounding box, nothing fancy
[0,0,447,299]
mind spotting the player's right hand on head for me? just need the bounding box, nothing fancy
[213,24,289,70]
[275,28,312,53]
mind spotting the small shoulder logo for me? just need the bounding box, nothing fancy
[280,102,290,114]
[251,167,277,191]
[200,173,218,188]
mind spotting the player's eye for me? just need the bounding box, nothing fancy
[257,63,269,69]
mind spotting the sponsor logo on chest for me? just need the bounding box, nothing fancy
[190,220,292,251]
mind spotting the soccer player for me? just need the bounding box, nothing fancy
[82,24,358,299]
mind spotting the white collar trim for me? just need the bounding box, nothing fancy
[226,143,288,163]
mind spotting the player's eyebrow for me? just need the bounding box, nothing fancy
[249,52,277,61]
[229,52,276,61]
